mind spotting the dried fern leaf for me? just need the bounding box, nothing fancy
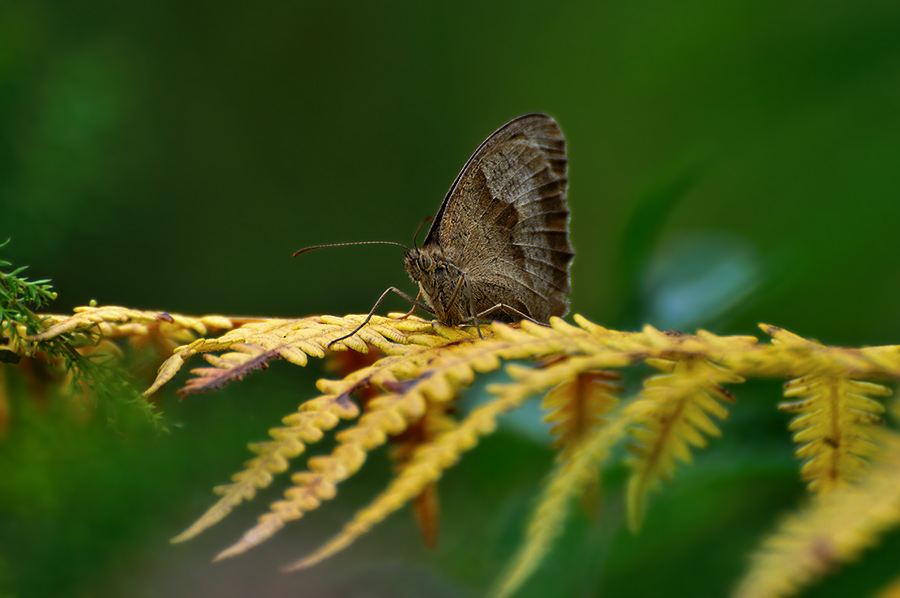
[779,373,888,493]
[155,311,900,575]
[491,401,635,598]
[284,352,634,571]
[626,356,743,531]
[734,430,900,598]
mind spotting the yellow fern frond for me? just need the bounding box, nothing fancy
[144,314,470,396]
[491,401,635,598]
[734,430,900,598]
[626,356,743,531]
[170,391,361,543]
[779,373,888,493]
[284,350,634,571]
[173,340,454,544]
[212,334,503,561]
[26,305,235,345]
[126,310,900,578]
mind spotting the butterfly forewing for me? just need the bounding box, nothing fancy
[422,113,573,323]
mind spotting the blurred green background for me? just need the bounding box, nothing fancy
[3,1,900,597]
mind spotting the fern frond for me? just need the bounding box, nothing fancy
[144,314,470,396]
[542,369,621,518]
[26,305,235,345]
[173,342,449,544]
[750,324,900,379]
[491,400,635,598]
[170,391,361,543]
[214,332,522,562]
[779,373,888,493]
[213,379,432,560]
[625,356,743,531]
[284,351,634,571]
[734,430,900,598]
[147,311,900,576]
[195,318,595,563]
[543,370,621,458]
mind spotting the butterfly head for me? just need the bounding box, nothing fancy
[404,247,435,282]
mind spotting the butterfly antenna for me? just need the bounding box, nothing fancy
[293,241,409,257]
[412,216,433,249]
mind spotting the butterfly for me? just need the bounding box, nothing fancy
[296,113,574,344]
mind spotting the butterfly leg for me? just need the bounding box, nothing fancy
[393,290,424,320]
[464,279,484,340]
[470,303,542,326]
[328,287,434,348]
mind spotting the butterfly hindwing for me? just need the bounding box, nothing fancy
[423,114,573,322]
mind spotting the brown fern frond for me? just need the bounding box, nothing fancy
[284,350,635,571]
[144,314,470,396]
[178,345,282,396]
[734,429,900,598]
[779,373,888,493]
[543,370,621,458]
[745,324,900,379]
[625,356,743,531]
[541,369,621,516]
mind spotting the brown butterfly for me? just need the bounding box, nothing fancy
[295,113,574,344]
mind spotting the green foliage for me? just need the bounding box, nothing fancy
[0,238,57,357]
[0,244,162,430]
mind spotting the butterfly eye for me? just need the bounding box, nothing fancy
[418,254,433,271]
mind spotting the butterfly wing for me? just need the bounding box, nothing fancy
[423,113,573,322]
